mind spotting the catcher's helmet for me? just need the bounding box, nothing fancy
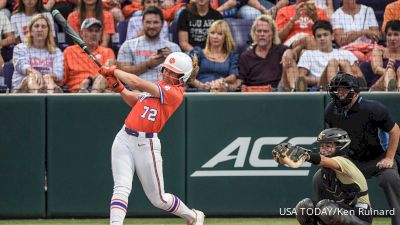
[328,72,359,110]
[317,128,351,155]
[161,52,193,84]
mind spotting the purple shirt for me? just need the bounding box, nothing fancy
[238,44,288,87]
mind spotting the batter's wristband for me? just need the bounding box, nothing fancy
[307,153,321,165]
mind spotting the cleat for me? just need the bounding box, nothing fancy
[190,209,205,225]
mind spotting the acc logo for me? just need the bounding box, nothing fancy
[191,137,316,177]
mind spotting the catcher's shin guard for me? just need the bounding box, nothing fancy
[316,200,370,225]
[295,198,318,225]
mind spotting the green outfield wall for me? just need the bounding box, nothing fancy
[0,93,399,218]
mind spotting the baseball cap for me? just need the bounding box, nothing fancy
[80,18,103,30]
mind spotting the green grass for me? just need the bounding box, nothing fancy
[0,217,391,225]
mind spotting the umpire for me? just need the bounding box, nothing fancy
[313,72,400,225]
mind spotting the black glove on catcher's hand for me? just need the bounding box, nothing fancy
[272,143,311,168]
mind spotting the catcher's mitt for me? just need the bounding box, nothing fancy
[272,143,311,168]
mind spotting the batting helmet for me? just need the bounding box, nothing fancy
[328,72,359,110]
[317,128,351,155]
[161,52,193,84]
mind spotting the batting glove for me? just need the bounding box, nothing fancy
[99,65,116,78]
[106,76,125,93]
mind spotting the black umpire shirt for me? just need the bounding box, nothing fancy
[325,96,396,161]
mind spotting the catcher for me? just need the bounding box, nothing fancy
[272,128,372,225]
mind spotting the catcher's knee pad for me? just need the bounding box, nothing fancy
[316,199,369,225]
[295,198,316,225]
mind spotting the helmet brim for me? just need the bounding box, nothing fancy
[161,63,184,75]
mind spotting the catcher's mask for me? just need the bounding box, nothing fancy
[160,52,193,86]
[317,128,351,157]
[328,72,359,112]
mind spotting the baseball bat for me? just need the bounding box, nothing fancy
[51,10,102,68]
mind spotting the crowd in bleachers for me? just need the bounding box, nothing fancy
[0,0,399,93]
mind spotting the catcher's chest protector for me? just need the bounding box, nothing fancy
[321,168,367,206]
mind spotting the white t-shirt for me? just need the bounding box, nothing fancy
[331,5,378,44]
[117,36,181,83]
[126,16,170,41]
[0,12,13,38]
[0,12,12,86]
[297,49,357,77]
[12,43,64,88]
[315,0,327,9]
[11,12,56,43]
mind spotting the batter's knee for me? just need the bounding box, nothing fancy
[295,198,316,225]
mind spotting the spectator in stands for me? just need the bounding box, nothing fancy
[12,14,63,93]
[63,18,115,93]
[330,0,380,62]
[275,0,327,48]
[0,0,12,18]
[187,20,238,92]
[122,0,186,22]
[314,0,334,19]
[236,0,289,20]
[229,15,297,92]
[102,0,125,23]
[370,20,400,92]
[67,0,115,47]
[285,20,364,91]
[12,0,79,19]
[0,12,15,67]
[382,0,400,33]
[126,0,169,41]
[177,0,223,52]
[11,0,56,44]
[117,6,181,83]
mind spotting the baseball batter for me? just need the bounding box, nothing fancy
[98,52,204,225]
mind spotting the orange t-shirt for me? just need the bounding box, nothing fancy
[63,45,115,92]
[122,2,187,22]
[276,5,327,43]
[382,1,400,32]
[124,81,184,133]
[67,11,115,34]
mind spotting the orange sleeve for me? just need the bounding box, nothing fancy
[99,47,116,64]
[162,2,186,22]
[317,8,328,20]
[382,4,397,32]
[275,7,290,31]
[107,48,116,60]
[159,84,183,106]
[67,11,80,33]
[62,48,71,85]
[103,11,115,34]
[122,2,143,19]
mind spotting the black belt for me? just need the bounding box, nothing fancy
[125,127,155,138]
